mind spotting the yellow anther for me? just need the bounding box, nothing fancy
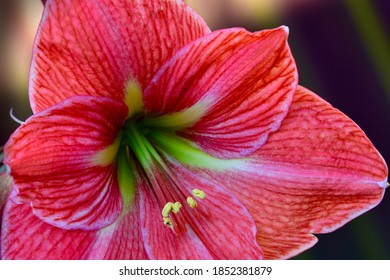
[161,202,181,227]
[163,217,172,227]
[162,202,173,218]
[192,189,205,199]
[171,202,182,213]
[187,197,197,208]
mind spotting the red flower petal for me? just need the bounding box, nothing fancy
[1,196,147,259]
[144,27,297,158]
[4,96,128,230]
[138,163,263,259]
[30,0,210,113]
[204,86,387,259]
[255,86,388,183]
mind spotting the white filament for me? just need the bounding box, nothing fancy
[9,108,24,125]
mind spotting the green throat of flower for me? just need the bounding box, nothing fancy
[101,81,242,233]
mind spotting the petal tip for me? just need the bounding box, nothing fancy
[281,25,289,36]
[378,180,389,189]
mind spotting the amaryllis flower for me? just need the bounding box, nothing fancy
[1,0,388,259]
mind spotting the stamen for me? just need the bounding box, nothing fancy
[161,201,183,230]
[186,197,197,208]
[192,189,206,199]
[162,202,182,216]
[117,146,136,208]
[124,122,211,233]
[125,123,182,231]
[146,147,211,228]
[171,202,182,213]
[162,202,173,217]
[9,108,24,125]
[163,217,173,227]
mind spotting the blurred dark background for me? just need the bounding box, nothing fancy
[1,0,389,259]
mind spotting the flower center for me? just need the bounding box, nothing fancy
[119,119,212,233]
[92,80,247,234]
[115,81,243,233]
[116,81,219,233]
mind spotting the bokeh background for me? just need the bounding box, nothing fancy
[1,0,389,259]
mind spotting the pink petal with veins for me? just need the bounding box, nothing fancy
[30,0,210,113]
[4,96,128,230]
[1,194,147,259]
[144,27,297,158]
[199,86,387,259]
[138,164,263,259]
